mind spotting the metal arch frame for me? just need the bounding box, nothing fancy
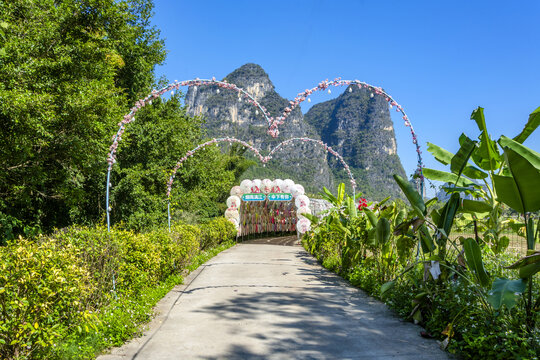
[270,78,425,194]
[165,136,357,231]
[105,79,271,231]
[267,137,356,197]
[106,76,424,231]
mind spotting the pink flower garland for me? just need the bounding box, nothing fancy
[166,136,357,198]
[109,77,423,195]
[107,79,272,170]
[270,78,424,182]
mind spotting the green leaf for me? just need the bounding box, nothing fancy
[418,224,436,253]
[499,135,540,170]
[393,220,412,236]
[493,174,524,213]
[437,193,460,238]
[513,106,540,144]
[519,261,540,279]
[337,183,345,206]
[376,217,391,245]
[393,174,426,218]
[506,251,540,269]
[463,237,491,287]
[470,107,501,171]
[427,142,453,165]
[346,196,357,219]
[462,165,488,180]
[451,134,477,178]
[303,213,320,225]
[430,208,441,226]
[377,196,391,208]
[494,136,540,213]
[424,197,438,208]
[381,280,396,296]
[488,278,526,310]
[422,168,476,187]
[394,208,406,227]
[459,199,493,215]
[427,141,487,179]
[367,228,377,246]
[322,187,338,205]
[363,208,378,228]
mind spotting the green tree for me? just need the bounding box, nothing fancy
[110,94,256,230]
[0,0,165,236]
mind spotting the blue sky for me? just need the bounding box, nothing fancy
[151,0,540,186]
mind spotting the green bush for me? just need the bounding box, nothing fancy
[0,218,236,359]
[199,217,237,250]
[0,238,97,359]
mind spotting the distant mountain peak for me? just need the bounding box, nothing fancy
[224,63,272,86]
[217,63,274,101]
[185,64,406,199]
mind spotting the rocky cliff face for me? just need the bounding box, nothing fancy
[304,85,407,198]
[185,63,333,193]
[185,63,406,199]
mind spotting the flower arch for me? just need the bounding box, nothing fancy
[106,76,424,231]
[270,78,424,182]
[164,136,356,230]
[266,137,356,191]
[105,79,272,230]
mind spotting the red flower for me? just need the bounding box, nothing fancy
[357,198,368,210]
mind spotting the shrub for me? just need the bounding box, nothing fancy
[199,217,237,250]
[0,218,234,359]
[0,238,97,359]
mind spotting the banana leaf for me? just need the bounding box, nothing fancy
[427,142,453,165]
[346,196,357,219]
[423,168,476,187]
[418,224,436,253]
[488,278,526,310]
[376,217,391,245]
[451,134,477,177]
[337,183,345,206]
[394,208,407,227]
[393,174,426,218]
[381,280,396,296]
[363,208,378,228]
[470,107,501,171]
[513,105,540,144]
[458,199,493,215]
[437,193,460,237]
[493,136,540,214]
[428,142,487,179]
[463,237,491,287]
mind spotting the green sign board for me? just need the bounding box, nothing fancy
[241,193,266,201]
[268,193,293,201]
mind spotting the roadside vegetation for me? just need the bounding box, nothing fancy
[0,1,246,359]
[303,106,540,359]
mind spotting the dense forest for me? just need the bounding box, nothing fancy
[0,0,252,239]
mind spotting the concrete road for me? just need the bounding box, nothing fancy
[98,242,450,360]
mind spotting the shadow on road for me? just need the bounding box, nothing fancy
[191,248,448,360]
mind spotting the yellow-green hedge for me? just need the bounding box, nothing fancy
[0,218,236,359]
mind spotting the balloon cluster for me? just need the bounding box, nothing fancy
[225,179,312,234]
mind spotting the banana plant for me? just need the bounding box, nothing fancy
[394,132,479,261]
[490,135,540,331]
[425,106,540,254]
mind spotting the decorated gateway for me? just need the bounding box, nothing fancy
[225,179,312,237]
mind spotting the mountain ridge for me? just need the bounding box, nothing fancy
[185,63,406,199]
